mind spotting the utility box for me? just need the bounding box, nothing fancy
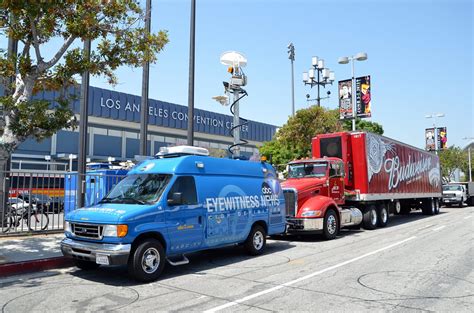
[64,168,128,214]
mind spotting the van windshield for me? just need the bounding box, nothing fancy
[288,162,327,178]
[100,174,171,205]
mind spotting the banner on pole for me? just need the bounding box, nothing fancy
[356,75,371,117]
[338,79,353,119]
[437,127,447,150]
[425,128,435,151]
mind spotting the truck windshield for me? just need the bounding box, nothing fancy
[288,162,327,178]
[100,174,171,205]
[443,185,462,191]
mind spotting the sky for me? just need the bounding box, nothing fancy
[2,0,473,149]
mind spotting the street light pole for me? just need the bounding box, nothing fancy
[302,57,335,107]
[140,0,152,155]
[425,113,445,155]
[187,0,196,146]
[338,52,368,131]
[287,43,295,116]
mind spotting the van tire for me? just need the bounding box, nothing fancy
[323,209,338,240]
[244,225,266,256]
[128,239,165,282]
[363,205,378,230]
[74,259,100,270]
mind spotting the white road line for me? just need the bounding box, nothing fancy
[432,225,446,232]
[464,215,472,220]
[204,236,417,313]
[416,224,433,231]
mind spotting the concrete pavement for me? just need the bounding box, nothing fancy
[0,233,71,277]
[0,206,472,312]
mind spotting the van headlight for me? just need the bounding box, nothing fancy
[103,224,128,238]
[64,221,71,233]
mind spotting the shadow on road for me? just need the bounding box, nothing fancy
[69,239,295,286]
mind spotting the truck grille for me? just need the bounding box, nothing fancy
[283,189,298,217]
[71,223,104,239]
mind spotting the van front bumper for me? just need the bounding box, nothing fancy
[61,238,131,265]
[286,218,323,233]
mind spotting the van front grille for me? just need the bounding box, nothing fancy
[72,223,103,239]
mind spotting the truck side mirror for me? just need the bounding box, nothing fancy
[168,192,183,206]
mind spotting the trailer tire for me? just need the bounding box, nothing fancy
[244,225,267,255]
[323,209,339,240]
[363,205,378,230]
[434,199,440,214]
[128,239,165,282]
[393,200,402,215]
[377,203,389,228]
[422,199,436,215]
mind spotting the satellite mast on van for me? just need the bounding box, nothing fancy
[212,51,249,158]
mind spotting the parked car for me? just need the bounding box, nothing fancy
[50,196,65,213]
[442,184,467,207]
[18,193,51,212]
[8,197,37,212]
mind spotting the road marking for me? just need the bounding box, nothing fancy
[416,224,433,231]
[432,225,446,232]
[204,236,417,313]
[464,215,472,220]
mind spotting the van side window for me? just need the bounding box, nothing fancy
[167,176,197,205]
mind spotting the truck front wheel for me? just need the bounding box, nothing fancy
[128,239,165,282]
[363,205,378,230]
[323,209,338,240]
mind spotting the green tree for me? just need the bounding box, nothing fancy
[342,118,384,135]
[439,146,468,182]
[0,1,169,167]
[259,106,343,166]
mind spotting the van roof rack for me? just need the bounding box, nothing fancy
[156,146,210,158]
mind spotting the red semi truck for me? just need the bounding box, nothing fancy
[281,131,442,239]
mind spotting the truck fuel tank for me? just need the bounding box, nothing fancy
[340,207,363,227]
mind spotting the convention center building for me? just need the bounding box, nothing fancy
[10,86,277,170]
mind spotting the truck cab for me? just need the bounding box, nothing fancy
[61,146,286,282]
[282,157,362,240]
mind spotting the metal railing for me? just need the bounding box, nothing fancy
[1,170,127,236]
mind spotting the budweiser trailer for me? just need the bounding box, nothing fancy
[282,131,442,239]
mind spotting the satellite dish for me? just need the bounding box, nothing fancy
[220,51,247,67]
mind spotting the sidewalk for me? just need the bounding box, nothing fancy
[0,233,73,277]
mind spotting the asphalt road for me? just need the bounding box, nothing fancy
[1,206,473,312]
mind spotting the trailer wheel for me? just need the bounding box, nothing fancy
[128,239,165,282]
[422,199,436,215]
[323,209,338,240]
[244,224,267,255]
[393,200,401,215]
[363,205,378,230]
[377,203,389,227]
[434,199,440,214]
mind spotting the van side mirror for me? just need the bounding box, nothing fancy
[168,192,183,206]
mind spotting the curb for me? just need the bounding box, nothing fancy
[0,257,73,278]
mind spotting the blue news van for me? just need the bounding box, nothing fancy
[61,146,286,281]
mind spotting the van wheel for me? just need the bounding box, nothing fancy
[74,259,100,270]
[128,239,165,282]
[363,205,378,230]
[377,204,389,227]
[245,225,266,256]
[323,209,338,240]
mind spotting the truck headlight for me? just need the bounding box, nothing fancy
[103,224,128,237]
[301,210,322,217]
[64,221,71,233]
